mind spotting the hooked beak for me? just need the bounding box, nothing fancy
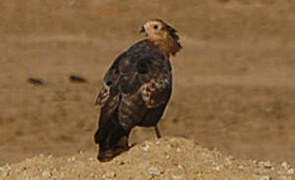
[140,26,145,33]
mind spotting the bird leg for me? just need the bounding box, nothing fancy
[154,125,162,139]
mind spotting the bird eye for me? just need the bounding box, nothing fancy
[153,25,159,30]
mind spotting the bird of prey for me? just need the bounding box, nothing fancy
[94,19,182,162]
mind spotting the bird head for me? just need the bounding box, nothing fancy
[140,19,179,41]
[140,19,182,56]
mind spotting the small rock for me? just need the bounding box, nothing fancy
[0,166,11,177]
[42,170,51,178]
[225,158,233,166]
[148,166,161,176]
[102,171,116,180]
[165,154,170,159]
[141,144,150,151]
[263,161,272,169]
[176,148,181,152]
[215,165,221,171]
[6,165,11,171]
[238,165,245,169]
[118,161,125,166]
[259,175,271,180]
[171,173,185,180]
[67,156,76,162]
[171,165,185,180]
[281,162,289,169]
[286,168,294,175]
[1,170,9,177]
[177,164,184,169]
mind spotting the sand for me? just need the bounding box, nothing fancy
[1,137,294,180]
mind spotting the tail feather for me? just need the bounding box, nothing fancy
[94,117,130,162]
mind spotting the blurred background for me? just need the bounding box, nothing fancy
[1,0,295,166]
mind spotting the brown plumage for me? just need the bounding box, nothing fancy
[94,19,182,162]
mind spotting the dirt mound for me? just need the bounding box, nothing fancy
[0,137,294,180]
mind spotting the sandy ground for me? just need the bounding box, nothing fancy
[1,0,295,178]
[1,137,294,180]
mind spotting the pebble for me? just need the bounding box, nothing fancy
[171,173,185,180]
[263,161,272,169]
[177,164,184,169]
[259,175,271,180]
[169,165,185,180]
[67,156,76,162]
[1,170,9,177]
[286,168,294,175]
[165,154,170,159]
[0,166,10,177]
[141,144,150,152]
[147,166,161,176]
[42,170,51,178]
[215,165,221,171]
[281,162,289,169]
[102,171,116,180]
[224,158,233,166]
[238,165,245,170]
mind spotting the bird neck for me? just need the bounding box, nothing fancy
[149,35,182,58]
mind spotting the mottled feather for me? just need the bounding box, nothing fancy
[95,83,110,106]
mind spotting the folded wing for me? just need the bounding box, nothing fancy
[96,40,172,132]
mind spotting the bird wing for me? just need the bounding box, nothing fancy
[95,52,122,107]
[117,41,172,130]
[96,40,172,130]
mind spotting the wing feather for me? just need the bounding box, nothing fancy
[141,74,171,108]
[96,40,172,130]
[95,82,110,106]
